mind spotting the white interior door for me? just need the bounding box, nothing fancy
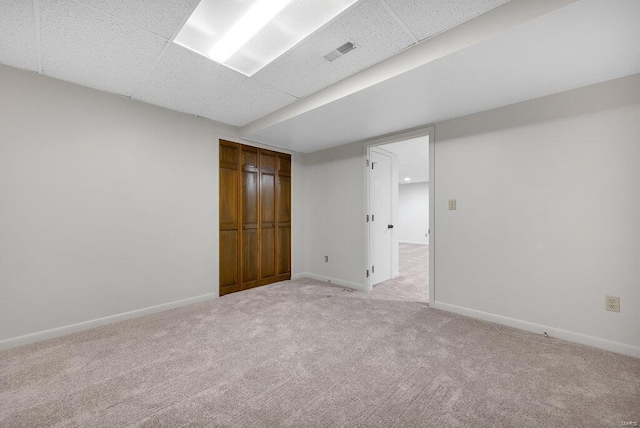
[369,148,392,286]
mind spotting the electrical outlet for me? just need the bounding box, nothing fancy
[605,295,620,312]
[448,199,457,210]
[324,256,328,262]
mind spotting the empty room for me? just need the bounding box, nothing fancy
[1,0,639,426]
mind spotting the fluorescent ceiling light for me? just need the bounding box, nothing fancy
[404,177,411,182]
[209,0,292,63]
[175,0,359,76]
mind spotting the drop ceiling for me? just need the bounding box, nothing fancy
[1,0,638,154]
[379,136,430,184]
[1,0,509,127]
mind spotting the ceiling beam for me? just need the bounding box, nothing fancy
[240,0,579,139]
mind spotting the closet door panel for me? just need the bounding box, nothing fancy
[260,173,275,223]
[261,150,277,170]
[241,146,259,289]
[277,175,291,223]
[260,227,276,279]
[242,170,258,224]
[220,143,238,165]
[219,141,240,296]
[242,148,258,169]
[220,169,238,227]
[277,226,291,278]
[259,150,277,284]
[220,230,240,293]
[242,228,259,287]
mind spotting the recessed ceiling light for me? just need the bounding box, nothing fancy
[404,177,411,182]
[175,0,359,76]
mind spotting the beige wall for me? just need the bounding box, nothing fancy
[2,62,639,358]
[398,182,429,245]
[0,65,304,347]
[433,74,640,357]
[296,73,640,357]
[299,141,366,289]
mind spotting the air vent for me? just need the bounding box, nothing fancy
[324,50,342,62]
[323,41,356,62]
[336,41,356,54]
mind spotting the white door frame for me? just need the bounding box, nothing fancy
[363,126,435,303]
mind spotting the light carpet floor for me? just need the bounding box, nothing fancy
[1,278,639,427]
[295,243,429,303]
[372,243,429,302]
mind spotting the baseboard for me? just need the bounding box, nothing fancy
[392,271,400,279]
[432,301,640,359]
[291,272,366,292]
[399,241,429,246]
[0,293,218,351]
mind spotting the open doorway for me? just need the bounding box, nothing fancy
[367,133,430,303]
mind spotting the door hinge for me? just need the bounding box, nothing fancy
[366,159,370,167]
[366,214,369,222]
[366,269,369,278]
[372,265,375,273]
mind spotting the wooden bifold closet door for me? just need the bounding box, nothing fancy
[219,140,291,296]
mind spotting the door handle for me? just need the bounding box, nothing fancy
[388,224,394,229]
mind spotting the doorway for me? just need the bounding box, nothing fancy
[366,128,433,303]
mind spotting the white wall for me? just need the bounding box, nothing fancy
[0,65,305,347]
[398,182,429,245]
[299,142,406,289]
[300,141,366,289]
[433,73,640,357]
[298,73,640,357]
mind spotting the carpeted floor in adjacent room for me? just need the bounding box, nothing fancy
[374,243,429,302]
[1,244,639,427]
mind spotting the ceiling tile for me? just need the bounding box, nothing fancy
[383,0,510,41]
[39,0,167,97]
[253,0,415,98]
[133,43,246,115]
[78,0,198,39]
[0,0,38,72]
[199,79,297,127]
